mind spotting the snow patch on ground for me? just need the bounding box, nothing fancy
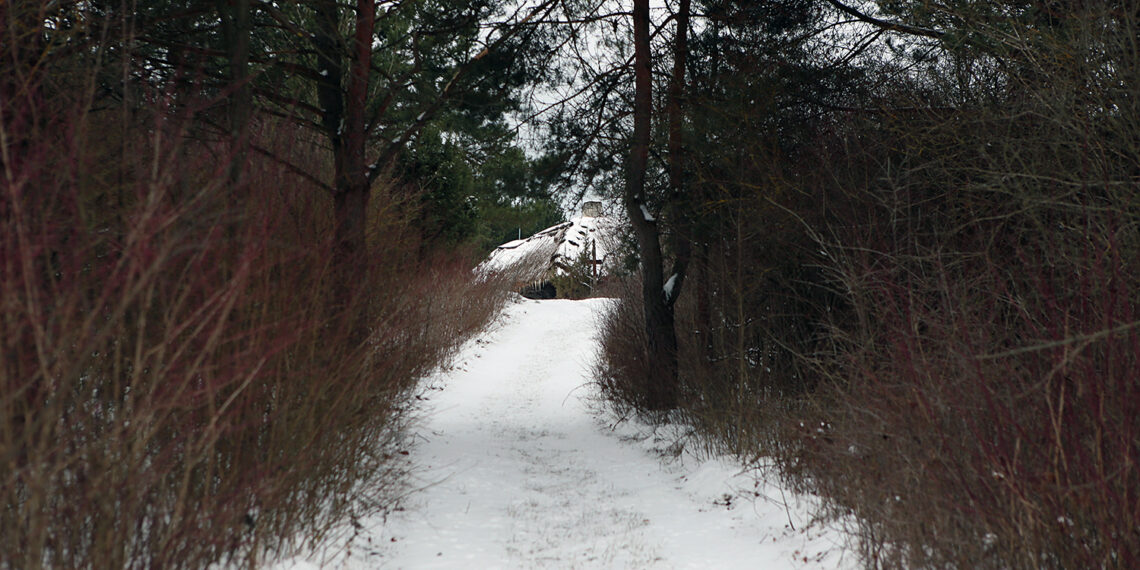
[270,297,854,569]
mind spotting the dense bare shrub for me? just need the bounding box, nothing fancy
[597,2,1140,567]
[0,75,509,570]
[795,232,1139,568]
[772,5,1140,565]
[594,180,838,458]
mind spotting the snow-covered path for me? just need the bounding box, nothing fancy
[278,298,853,569]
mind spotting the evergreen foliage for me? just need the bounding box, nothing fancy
[549,244,600,300]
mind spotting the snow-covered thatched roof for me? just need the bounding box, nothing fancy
[480,205,621,284]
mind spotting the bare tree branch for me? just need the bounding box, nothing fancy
[824,0,945,39]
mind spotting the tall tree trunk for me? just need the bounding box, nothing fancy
[1,1,44,175]
[696,243,712,362]
[314,0,374,264]
[335,0,374,260]
[666,0,692,294]
[624,0,678,410]
[217,0,252,203]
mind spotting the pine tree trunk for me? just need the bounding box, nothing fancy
[665,0,692,291]
[625,0,678,411]
[218,0,251,197]
[338,0,375,261]
[314,0,374,263]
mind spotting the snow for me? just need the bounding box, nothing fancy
[479,213,621,280]
[497,239,528,250]
[269,298,854,569]
[478,221,568,277]
[550,214,619,274]
[640,204,656,223]
[663,274,677,302]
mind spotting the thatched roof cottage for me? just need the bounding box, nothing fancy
[480,201,620,298]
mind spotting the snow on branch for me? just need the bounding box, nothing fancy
[663,273,677,302]
[640,203,655,222]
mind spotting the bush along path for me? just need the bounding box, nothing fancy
[272,298,853,569]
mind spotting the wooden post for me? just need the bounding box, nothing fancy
[592,239,598,281]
